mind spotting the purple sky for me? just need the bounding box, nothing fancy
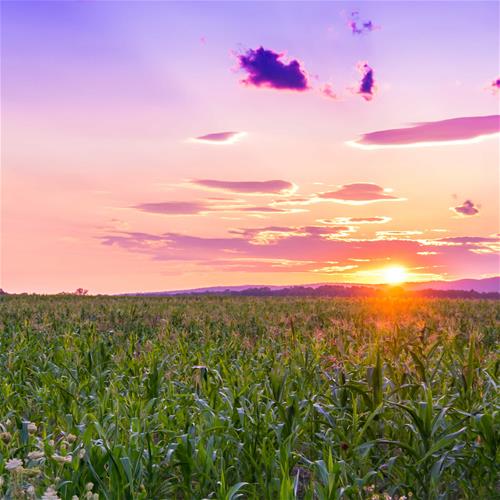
[1,1,499,293]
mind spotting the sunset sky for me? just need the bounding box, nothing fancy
[2,1,499,294]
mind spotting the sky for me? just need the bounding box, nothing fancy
[1,1,499,294]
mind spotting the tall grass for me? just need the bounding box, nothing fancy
[0,295,498,498]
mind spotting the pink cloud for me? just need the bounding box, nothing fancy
[488,78,500,95]
[192,131,245,144]
[318,216,391,225]
[100,227,499,278]
[236,46,310,91]
[190,179,296,195]
[233,225,355,245]
[132,199,301,216]
[350,115,500,148]
[320,83,339,100]
[451,200,479,216]
[317,183,403,204]
[134,201,207,215]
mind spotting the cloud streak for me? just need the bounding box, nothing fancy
[191,131,246,144]
[190,179,296,195]
[132,199,302,216]
[349,115,500,149]
[134,201,207,215]
[318,216,392,225]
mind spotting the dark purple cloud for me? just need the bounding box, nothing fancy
[357,62,375,100]
[317,183,403,204]
[451,200,479,217]
[191,179,296,195]
[237,46,310,91]
[348,11,378,35]
[350,115,500,148]
[192,131,245,144]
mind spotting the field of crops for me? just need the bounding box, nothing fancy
[0,296,498,499]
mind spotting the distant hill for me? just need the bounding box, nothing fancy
[125,276,500,298]
[401,277,500,293]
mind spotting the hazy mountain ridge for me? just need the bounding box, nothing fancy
[126,276,500,297]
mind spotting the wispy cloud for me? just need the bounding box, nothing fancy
[348,115,500,149]
[348,11,379,35]
[191,131,246,145]
[319,83,339,100]
[318,216,392,225]
[190,179,297,195]
[236,46,310,91]
[134,201,208,215]
[233,225,356,245]
[132,199,302,216]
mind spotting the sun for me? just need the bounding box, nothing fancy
[382,265,408,285]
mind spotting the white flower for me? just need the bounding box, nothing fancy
[41,487,61,500]
[5,458,23,472]
[27,422,37,434]
[85,482,94,491]
[67,433,77,443]
[27,451,45,460]
[52,454,72,464]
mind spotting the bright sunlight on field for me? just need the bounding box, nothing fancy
[0,295,498,499]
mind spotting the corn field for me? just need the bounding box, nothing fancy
[0,295,498,499]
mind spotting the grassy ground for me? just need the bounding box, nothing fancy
[0,295,498,499]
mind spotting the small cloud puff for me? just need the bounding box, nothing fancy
[192,131,246,144]
[357,62,376,100]
[317,183,404,204]
[237,46,310,91]
[488,78,500,95]
[451,200,479,217]
[348,11,379,35]
[320,83,339,100]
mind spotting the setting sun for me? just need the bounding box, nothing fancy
[382,266,408,285]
